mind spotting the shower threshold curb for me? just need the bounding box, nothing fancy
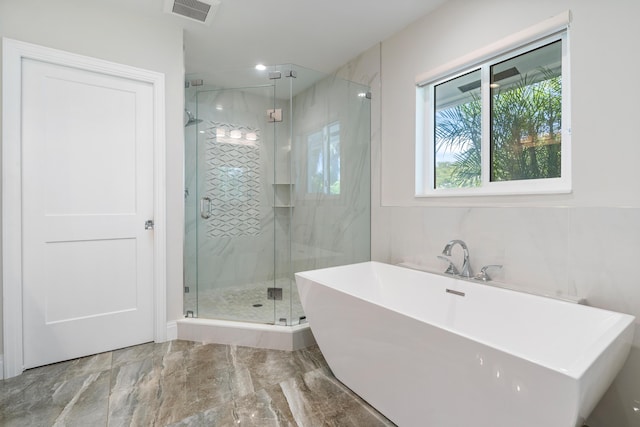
[176,318,315,351]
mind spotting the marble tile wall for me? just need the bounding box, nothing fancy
[0,341,394,427]
[203,127,261,238]
[375,205,640,426]
[337,23,640,426]
[290,71,371,273]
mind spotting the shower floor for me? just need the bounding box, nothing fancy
[184,278,305,325]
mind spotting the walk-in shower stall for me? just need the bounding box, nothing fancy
[183,64,370,344]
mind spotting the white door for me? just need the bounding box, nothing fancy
[20,58,155,369]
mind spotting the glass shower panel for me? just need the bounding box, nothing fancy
[183,91,199,318]
[271,66,295,326]
[287,65,371,325]
[192,84,279,324]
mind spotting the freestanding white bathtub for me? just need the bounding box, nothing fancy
[295,261,635,427]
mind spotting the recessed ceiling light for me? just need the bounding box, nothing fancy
[255,64,267,71]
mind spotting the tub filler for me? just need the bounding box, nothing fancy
[295,262,635,427]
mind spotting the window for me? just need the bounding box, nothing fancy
[307,122,340,195]
[416,31,570,196]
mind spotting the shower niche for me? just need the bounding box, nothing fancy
[184,64,371,327]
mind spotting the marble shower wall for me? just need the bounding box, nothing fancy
[289,69,371,273]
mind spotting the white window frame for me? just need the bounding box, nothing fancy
[415,12,571,197]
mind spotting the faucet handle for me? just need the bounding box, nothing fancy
[474,264,503,282]
[437,255,460,276]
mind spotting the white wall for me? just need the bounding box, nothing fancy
[342,0,640,425]
[0,0,185,357]
[381,0,640,208]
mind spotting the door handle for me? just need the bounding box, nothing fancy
[200,197,211,219]
[145,219,154,230]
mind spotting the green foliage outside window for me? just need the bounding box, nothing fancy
[433,37,563,190]
[491,70,561,181]
[435,70,561,188]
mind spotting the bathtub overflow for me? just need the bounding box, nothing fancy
[446,289,466,297]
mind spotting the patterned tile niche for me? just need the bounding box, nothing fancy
[204,122,261,238]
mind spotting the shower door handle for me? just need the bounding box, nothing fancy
[200,197,212,219]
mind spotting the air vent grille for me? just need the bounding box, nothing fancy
[174,0,210,22]
[165,0,220,25]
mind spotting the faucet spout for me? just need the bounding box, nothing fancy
[441,240,473,278]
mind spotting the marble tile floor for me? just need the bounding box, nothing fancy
[184,278,305,326]
[0,340,395,427]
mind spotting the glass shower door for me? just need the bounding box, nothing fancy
[190,83,279,324]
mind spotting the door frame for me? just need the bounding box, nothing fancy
[2,38,167,378]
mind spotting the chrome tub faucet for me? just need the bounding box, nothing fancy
[437,255,460,276]
[441,240,473,278]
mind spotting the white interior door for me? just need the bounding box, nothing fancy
[20,58,155,369]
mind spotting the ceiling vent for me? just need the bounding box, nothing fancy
[164,0,221,25]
